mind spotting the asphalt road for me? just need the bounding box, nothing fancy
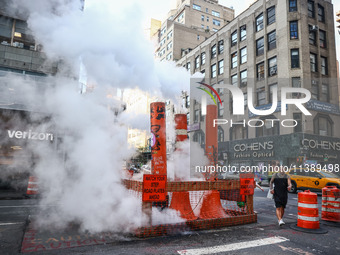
[0,188,339,255]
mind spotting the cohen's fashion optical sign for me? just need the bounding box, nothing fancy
[7,130,54,141]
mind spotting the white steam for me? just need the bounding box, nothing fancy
[1,0,200,232]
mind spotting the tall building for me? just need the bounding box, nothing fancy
[155,0,235,61]
[336,10,340,33]
[178,0,340,170]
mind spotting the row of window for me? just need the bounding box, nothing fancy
[289,0,325,22]
[255,6,276,32]
[193,4,220,17]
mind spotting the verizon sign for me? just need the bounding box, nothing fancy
[7,130,54,141]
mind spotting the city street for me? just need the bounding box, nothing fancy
[1,187,339,255]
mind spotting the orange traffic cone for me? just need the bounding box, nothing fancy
[26,176,38,195]
[169,192,197,221]
[198,190,228,219]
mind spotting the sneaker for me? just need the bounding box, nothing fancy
[279,219,285,226]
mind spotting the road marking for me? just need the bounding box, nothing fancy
[0,222,24,226]
[177,236,289,255]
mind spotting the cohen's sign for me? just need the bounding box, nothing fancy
[7,130,54,141]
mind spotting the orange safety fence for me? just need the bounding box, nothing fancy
[122,179,257,238]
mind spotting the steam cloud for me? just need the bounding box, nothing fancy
[0,0,204,232]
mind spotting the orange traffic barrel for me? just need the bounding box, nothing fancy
[26,176,38,195]
[169,192,197,221]
[297,190,319,229]
[291,190,328,234]
[198,190,228,219]
[322,186,340,223]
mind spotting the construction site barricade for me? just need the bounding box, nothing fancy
[322,186,340,223]
[297,190,319,229]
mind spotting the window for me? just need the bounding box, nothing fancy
[269,83,277,104]
[290,21,298,39]
[310,53,317,72]
[231,30,237,46]
[213,28,218,33]
[218,59,224,75]
[292,77,301,98]
[319,30,326,48]
[289,0,297,12]
[212,10,220,17]
[193,4,201,11]
[256,13,264,32]
[311,80,319,100]
[257,88,266,105]
[186,62,191,71]
[257,62,265,80]
[213,19,221,26]
[207,25,209,30]
[167,41,172,50]
[193,131,205,146]
[318,4,325,22]
[218,127,224,142]
[231,74,238,86]
[218,40,224,54]
[166,52,172,60]
[231,52,237,69]
[321,84,329,102]
[197,34,200,40]
[308,1,315,18]
[201,15,204,21]
[194,109,199,122]
[201,24,204,29]
[195,56,200,69]
[207,16,209,22]
[206,8,208,13]
[167,31,173,40]
[177,13,184,22]
[201,52,206,65]
[211,44,217,58]
[211,63,217,78]
[218,100,224,117]
[256,116,280,137]
[231,126,247,140]
[321,57,328,75]
[240,70,247,87]
[293,113,302,132]
[314,115,332,136]
[268,57,277,76]
[240,25,246,41]
[291,49,300,68]
[267,30,276,50]
[256,37,264,56]
[240,47,247,64]
[267,6,275,25]
[309,26,316,45]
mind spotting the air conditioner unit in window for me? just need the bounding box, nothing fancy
[310,25,319,31]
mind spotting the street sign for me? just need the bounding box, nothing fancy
[240,173,255,195]
[142,175,167,202]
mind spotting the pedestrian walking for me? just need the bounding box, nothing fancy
[270,165,291,226]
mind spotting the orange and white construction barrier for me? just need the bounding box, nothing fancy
[291,190,328,234]
[322,186,340,223]
[26,176,38,195]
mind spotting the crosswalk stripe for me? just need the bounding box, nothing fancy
[177,236,289,255]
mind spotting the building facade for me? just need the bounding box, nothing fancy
[155,0,235,61]
[178,0,340,170]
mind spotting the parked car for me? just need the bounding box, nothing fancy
[287,168,340,193]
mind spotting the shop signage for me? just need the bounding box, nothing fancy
[233,141,275,159]
[188,122,200,132]
[142,175,167,202]
[7,130,54,141]
[306,100,340,115]
[301,139,340,151]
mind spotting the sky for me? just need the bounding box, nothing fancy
[120,0,340,63]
